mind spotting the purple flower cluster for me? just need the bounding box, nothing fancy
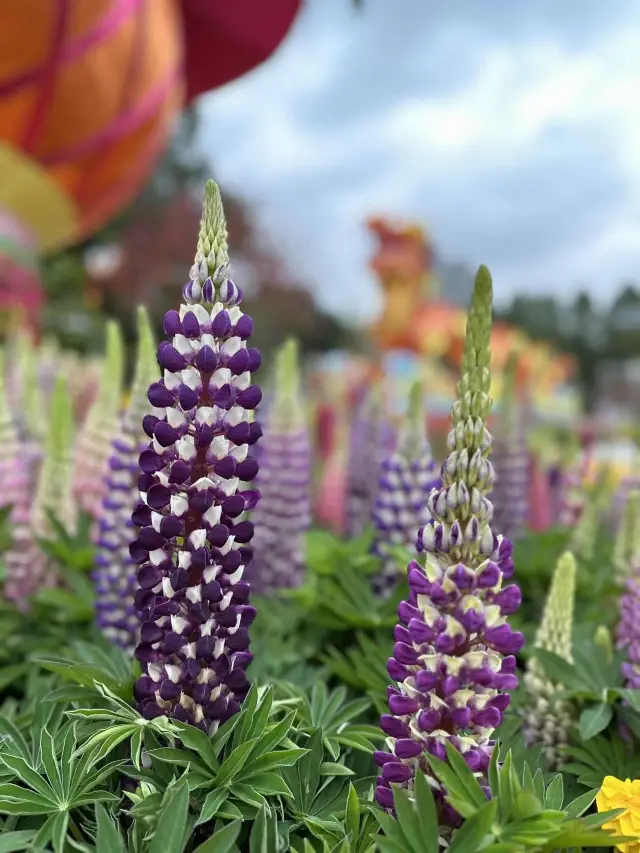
[249,428,311,593]
[94,308,159,654]
[490,439,530,542]
[374,267,523,827]
[131,181,262,733]
[372,388,441,593]
[617,571,640,690]
[346,389,395,538]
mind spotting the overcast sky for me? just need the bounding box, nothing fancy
[199,0,640,321]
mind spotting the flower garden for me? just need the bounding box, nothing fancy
[0,180,638,852]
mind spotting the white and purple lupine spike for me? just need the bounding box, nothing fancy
[131,181,262,734]
[6,377,75,603]
[94,307,159,653]
[73,321,125,520]
[374,267,523,831]
[0,349,36,606]
[372,381,440,594]
[346,385,394,538]
[490,354,529,542]
[249,338,311,594]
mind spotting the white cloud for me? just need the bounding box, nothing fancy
[198,1,640,321]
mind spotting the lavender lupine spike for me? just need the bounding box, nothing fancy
[346,385,393,538]
[94,307,159,653]
[73,322,125,519]
[490,354,529,542]
[6,378,75,603]
[374,267,522,829]
[248,338,311,594]
[523,551,576,769]
[372,381,440,594]
[132,180,261,733]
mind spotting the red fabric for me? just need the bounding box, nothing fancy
[180,0,301,101]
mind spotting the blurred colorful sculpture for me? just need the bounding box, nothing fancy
[369,215,578,419]
[0,0,301,329]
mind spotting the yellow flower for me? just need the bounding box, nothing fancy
[596,775,640,852]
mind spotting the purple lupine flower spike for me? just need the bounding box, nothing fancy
[490,354,529,542]
[132,181,261,734]
[248,338,311,594]
[374,267,523,833]
[372,381,440,594]
[94,307,159,653]
[346,385,394,538]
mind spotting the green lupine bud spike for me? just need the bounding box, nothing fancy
[193,179,229,284]
[532,551,576,670]
[614,490,640,582]
[452,265,493,435]
[17,330,46,440]
[272,337,304,430]
[33,376,76,536]
[399,380,427,459]
[570,482,600,562]
[593,625,613,665]
[523,551,577,769]
[124,306,159,430]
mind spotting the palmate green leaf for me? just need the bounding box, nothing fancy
[544,773,564,810]
[250,805,279,853]
[0,782,55,814]
[149,778,190,853]
[95,802,127,853]
[0,666,27,695]
[564,787,598,817]
[447,799,498,851]
[192,819,241,853]
[246,712,297,764]
[171,721,219,773]
[238,748,308,782]
[250,772,293,797]
[0,752,56,801]
[579,701,613,740]
[426,746,486,819]
[197,788,230,826]
[213,738,259,787]
[31,657,126,697]
[0,830,37,852]
[228,782,268,811]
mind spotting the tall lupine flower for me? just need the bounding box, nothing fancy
[374,267,522,829]
[94,307,159,653]
[6,377,76,603]
[372,381,440,594]
[248,338,311,594]
[73,322,124,519]
[528,453,553,532]
[0,350,26,513]
[522,551,576,769]
[346,385,393,538]
[490,355,529,542]
[614,490,640,584]
[132,180,261,733]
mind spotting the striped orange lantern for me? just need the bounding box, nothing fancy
[0,0,183,326]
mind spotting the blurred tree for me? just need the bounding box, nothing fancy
[41,108,350,361]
